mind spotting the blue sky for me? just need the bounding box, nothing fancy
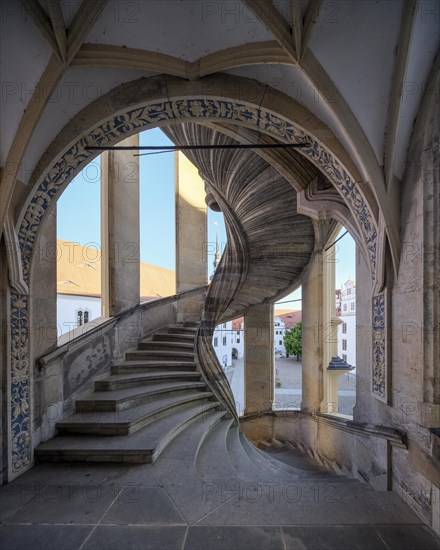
[56,157,101,246]
[57,128,227,270]
[57,127,355,306]
[275,228,356,310]
[334,228,356,290]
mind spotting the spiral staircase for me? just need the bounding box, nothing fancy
[19,126,434,546]
[36,123,318,463]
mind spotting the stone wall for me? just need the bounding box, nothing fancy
[240,60,440,534]
[32,289,206,447]
[0,242,7,484]
[386,58,439,530]
[30,209,57,447]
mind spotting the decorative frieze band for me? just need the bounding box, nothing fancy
[18,99,378,282]
[372,292,388,402]
[9,292,31,474]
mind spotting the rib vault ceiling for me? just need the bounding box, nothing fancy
[1,0,439,243]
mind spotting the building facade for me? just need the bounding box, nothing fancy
[212,321,233,367]
[337,279,356,367]
[56,239,175,337]
[213,315,287,365]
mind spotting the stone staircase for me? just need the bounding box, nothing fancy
[36,322,223,463]
[31,326,437,549]
[9,324,438,550]
[36,124,336,482]
[36,321,348,488]
[8,127,439,550]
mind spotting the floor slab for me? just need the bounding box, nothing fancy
[0,452,437,550]
[374,525,440,550]
[6,483,120,525]
[282,525,387,549]
[81,525,187,550]
[0,524,92,550]
[184,525,285,550]
[100,486,186,525]
[196,480,424,526]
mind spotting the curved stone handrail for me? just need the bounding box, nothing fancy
[36,286,208,392]
[195,184,250,420]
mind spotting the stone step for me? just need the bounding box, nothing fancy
[241,434,349,482]
[160,409,228,461]
[258,438,284,451]
[36,401,220,464]
[77,381,207,411]
[251,445,334,478]
[56,391,214,436]
[168,325,198,334]
[111,360,197,375]
[238,431,303,482]
[226,425,274,482]
[264,444,331,473]
[138,340,194,352]
[153,332,196,342]
[195,417,236,480]
[99,370,201,390]
[125,349,194,361]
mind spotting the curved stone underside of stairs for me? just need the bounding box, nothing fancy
[37,123,322,484]
[163,123,316,419]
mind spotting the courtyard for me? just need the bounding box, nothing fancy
[229,357,356,417]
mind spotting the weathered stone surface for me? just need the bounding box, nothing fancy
[101,134,140,317]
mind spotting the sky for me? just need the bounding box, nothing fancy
[57,127,355,306]
[56,156,101,246]
[274,228,356,311]
[57,127,227,271]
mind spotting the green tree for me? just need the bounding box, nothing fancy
[284,321,302,360]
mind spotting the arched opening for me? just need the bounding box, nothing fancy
[139,128,176,303]
[273,287,303,411]
[56,158,101,339]
[319,224,358,418]
[9,77,382,480]
[335,227,357,417]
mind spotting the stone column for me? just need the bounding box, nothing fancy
[101,134,140,317]
[175,151,208,291]
[30,208,58,448]
[321,244,346,414]
[0,238,9,481]
[31,208,58,358]
[353,247,372,422]
[301,250,324,414]
[244,303,274,416]
[175,152,207,321]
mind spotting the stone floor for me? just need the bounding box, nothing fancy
[1,458,439,550]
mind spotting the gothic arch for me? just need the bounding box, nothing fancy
[16,74,381,286]
[8,73,389,478]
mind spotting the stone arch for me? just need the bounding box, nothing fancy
[17,74,380,286]
[8,73,387,478]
